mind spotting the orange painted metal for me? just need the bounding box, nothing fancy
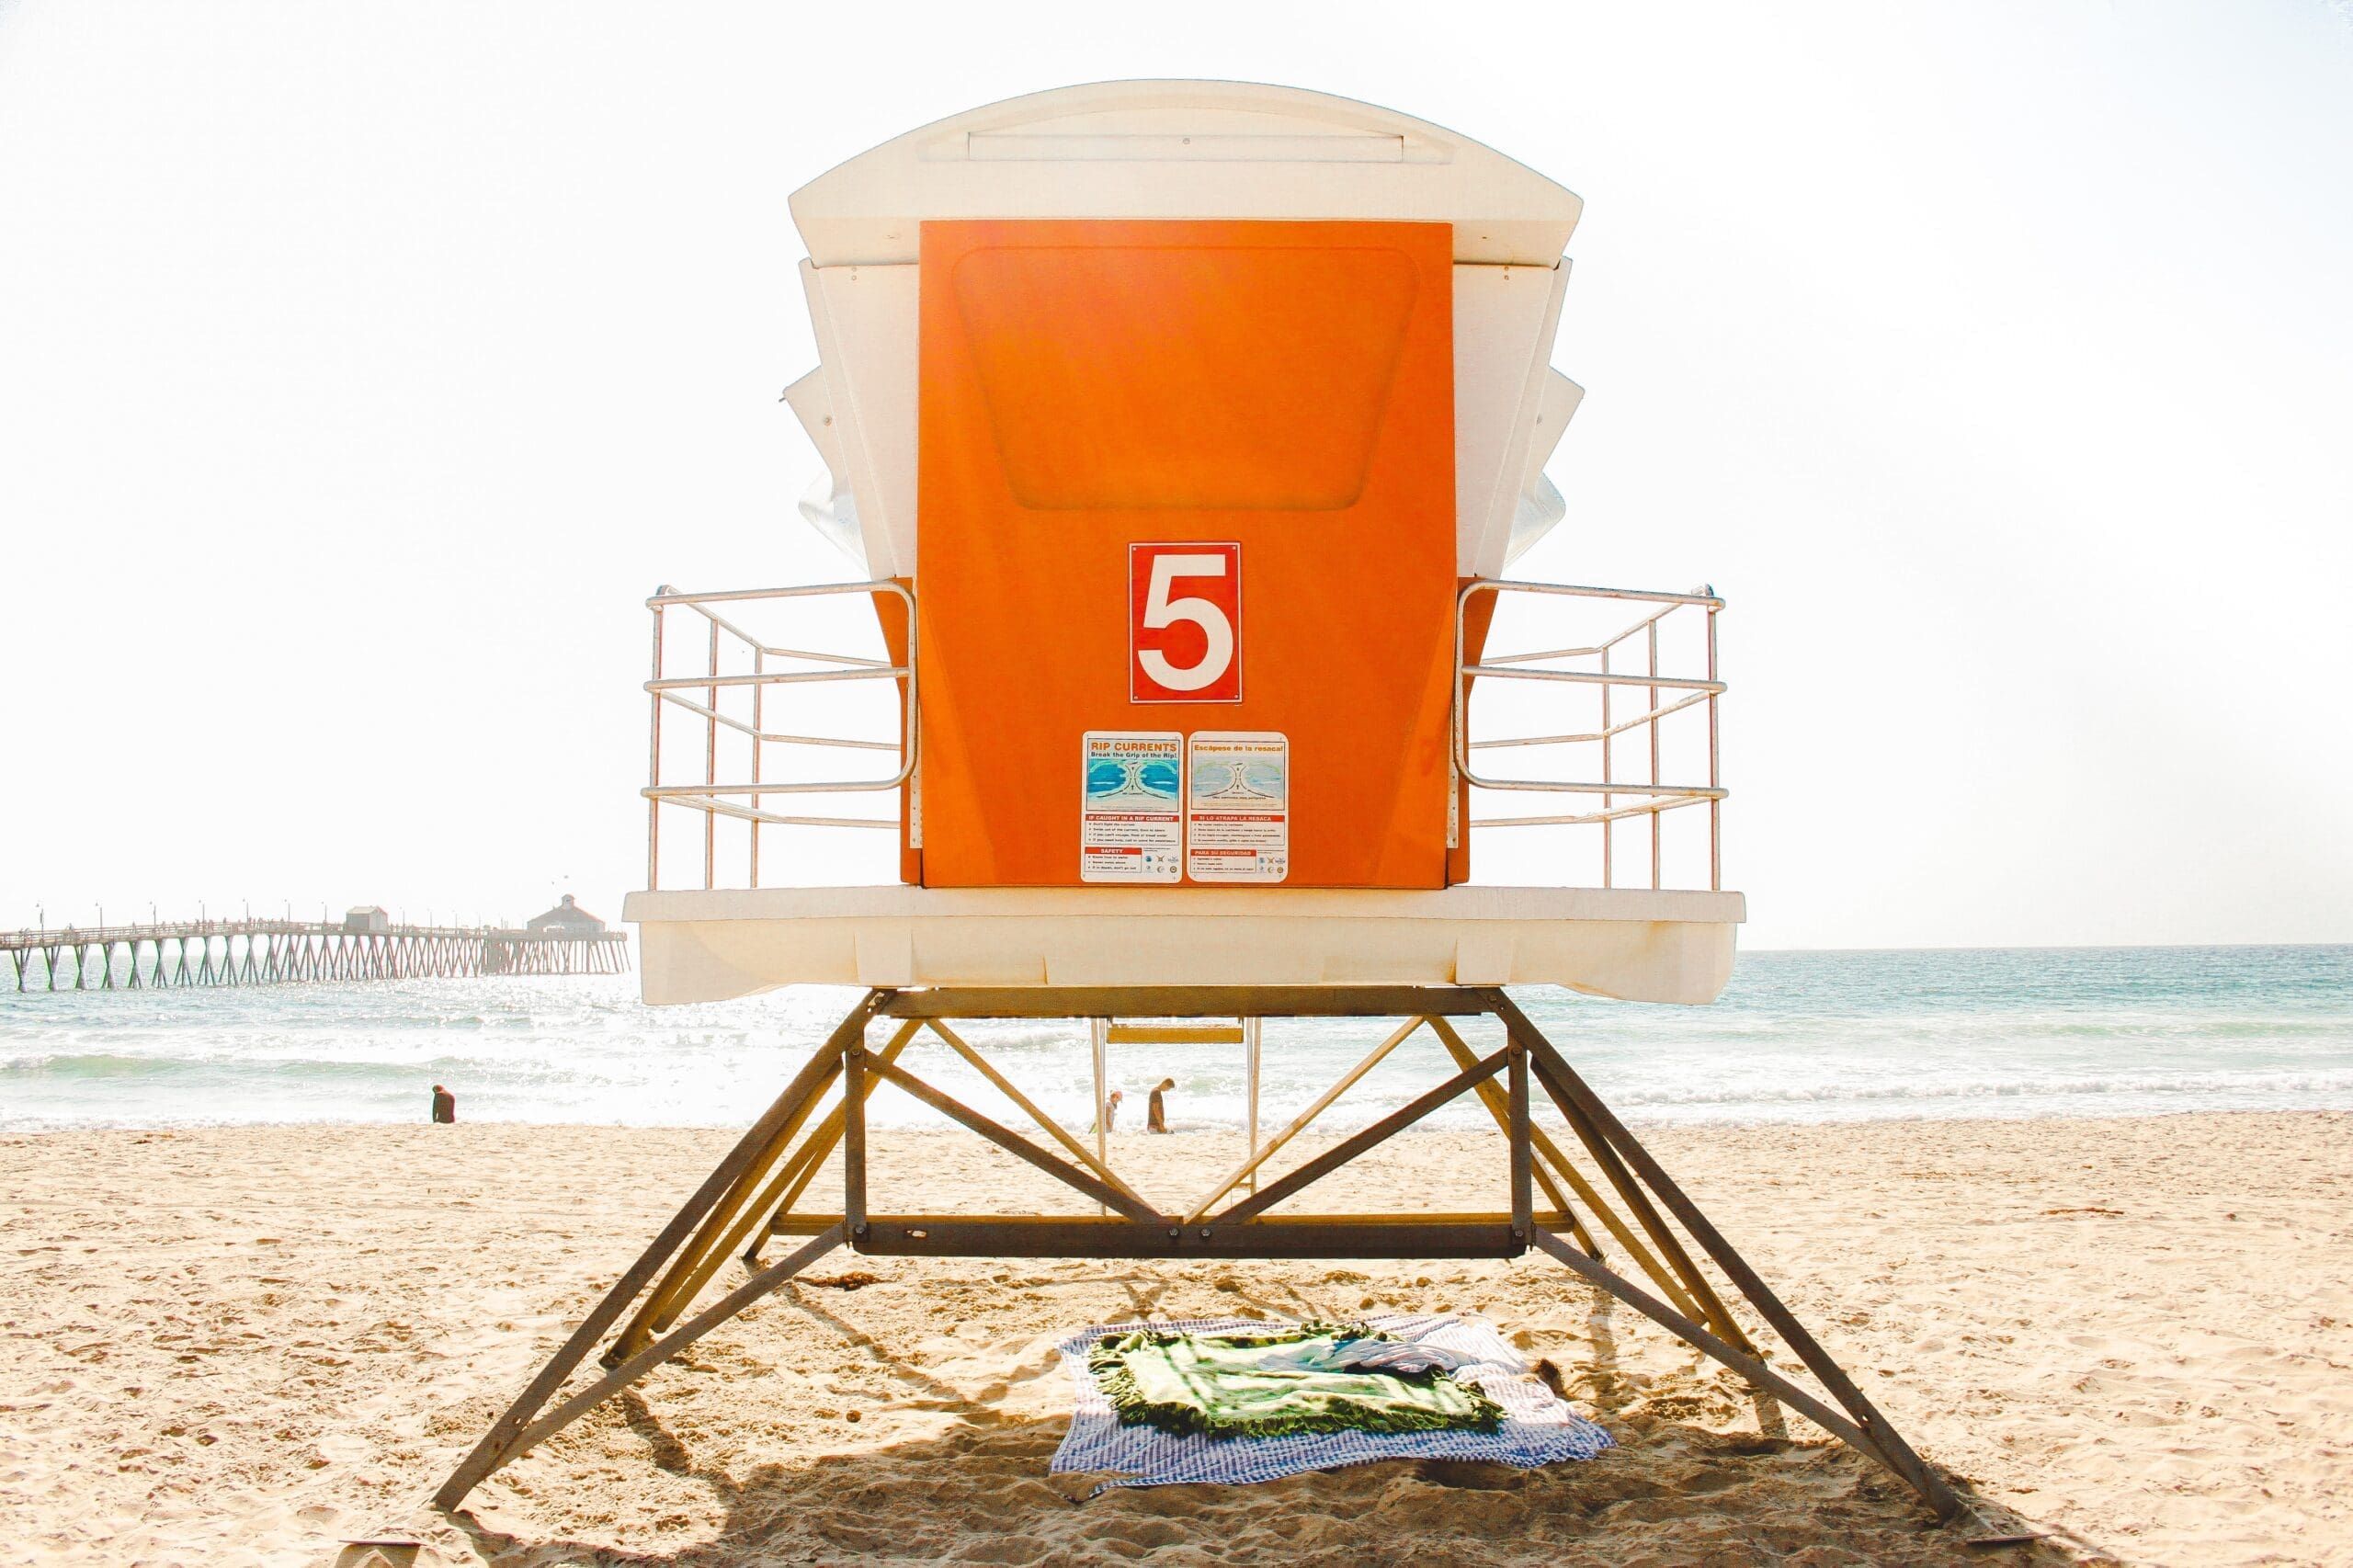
[915,219,1457,888]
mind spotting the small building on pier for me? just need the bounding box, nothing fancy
[526,895,606,937]
[343,905,390,934]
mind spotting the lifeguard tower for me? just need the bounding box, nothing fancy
[439,81,1959,1520]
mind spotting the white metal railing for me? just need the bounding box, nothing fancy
[1453,579,1724,891]
[643,575,1722,893]
[644,582,915,891]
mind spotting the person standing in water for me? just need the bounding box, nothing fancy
[1147,1077,1176,1133]
[431,1084,456,1124]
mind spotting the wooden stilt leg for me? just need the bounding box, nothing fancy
[1528,1230,1891,1465]
[635,1020,921,1340]
[1494,994,1962,1521]
[843,1034,868,1239]
[427,983,1959,1526]
[744,1020,924,1264]
[1506,1043,1533,1239]
[1426,1019,1610,1264]
[432,990,885,1513]
[1516,1038,1758,1354]
[612,1054,849,1358]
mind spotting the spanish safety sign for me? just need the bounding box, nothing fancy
[1185,732,1289,883]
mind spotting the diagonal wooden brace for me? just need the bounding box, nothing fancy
[745,1020,924,1265]
[1494,993,1961,1520]
[1212,1049,1506,1227]
[1425,1018,1604,1260]
[1528,1229,1893,1467]
[432,990,884,1512]
[924,1020,1149,1208]
[867,1059,1166,1225]
[637,1019,925,1343]
[489,1225,847,1479]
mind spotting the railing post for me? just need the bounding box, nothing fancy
[1706,597,1721,892]
[1648,619,1662,891]
[704,617,720,891]
[1599,642,1612,889]
[647,597,666,892]
[750,646,764,890]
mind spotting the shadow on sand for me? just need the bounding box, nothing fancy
[446,1279,2118,1568]
[450,1393,2104,1566]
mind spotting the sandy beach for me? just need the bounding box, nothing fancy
[2,1110,2347,1567]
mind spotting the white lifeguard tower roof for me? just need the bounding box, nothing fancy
[782,79,1585,584]
[788,78,1582,267]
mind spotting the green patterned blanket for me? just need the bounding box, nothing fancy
[1086,1321,1506,1440]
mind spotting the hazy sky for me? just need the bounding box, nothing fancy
[2,1,2347,949]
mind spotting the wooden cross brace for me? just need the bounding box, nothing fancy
[432,985,1961,1522]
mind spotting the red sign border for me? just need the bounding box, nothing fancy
[1128,540,1244,706]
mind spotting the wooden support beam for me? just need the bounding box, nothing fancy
[1427,1024,1580,1237]
[645,1017,921,1325]
[765,1209,1576,1237]
[857,1217,1522,1259]
[883,986,1494,1019]
[1528,1229,1893,1469]
[1495,994,1961,1521]
[1182,1016,1427,1224]
[925,1021,1147,1208]
[843,1034,869,1237]
[617,1020,886,1354]
[1214,1048,1507,1228]
[753,1012,936,1261]
[1507,1044,1533,1238]
[736,1020,921,1266]
[1495,1019,1756,1352]
[491,1226,847,1480]
[866,1059,1165,1225]
[432,989,884,1513]
[1429,1017,1689,1290]
[1105,1024,1245,1045]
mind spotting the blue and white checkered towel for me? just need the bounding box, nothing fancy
[1051,1312,1612,1491]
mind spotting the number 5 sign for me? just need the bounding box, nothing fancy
[1130,542,1242,703]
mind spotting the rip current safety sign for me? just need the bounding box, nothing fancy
[1186,732,1289,883]
[1079,732,1183,883]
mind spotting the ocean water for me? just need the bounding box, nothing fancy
[2,946,2347,1133]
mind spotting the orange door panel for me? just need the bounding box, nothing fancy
[915,219,1456,888]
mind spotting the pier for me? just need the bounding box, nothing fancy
[0,915,631,993]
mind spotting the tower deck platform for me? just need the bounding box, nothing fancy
[625,884,1745,1006]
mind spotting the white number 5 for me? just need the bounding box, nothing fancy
[1138,554,1234,693]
